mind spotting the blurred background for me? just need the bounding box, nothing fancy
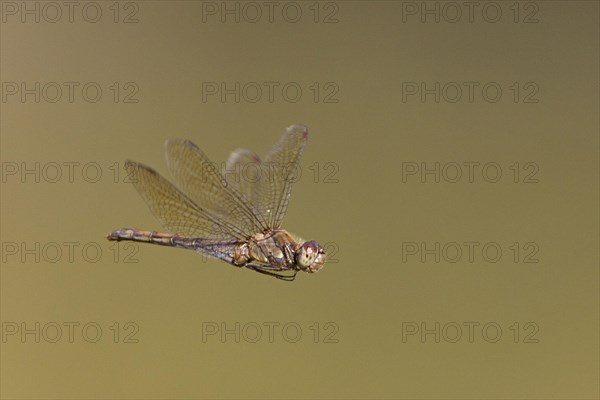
[1,1,598,398]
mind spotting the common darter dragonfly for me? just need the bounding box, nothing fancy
[106,125,326,281]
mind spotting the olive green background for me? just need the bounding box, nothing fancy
[1,1,598,399]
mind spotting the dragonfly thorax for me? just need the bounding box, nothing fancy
[246,231,325,274]
[247,230,296,267]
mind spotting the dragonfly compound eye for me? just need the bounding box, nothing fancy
[296,240,326,273]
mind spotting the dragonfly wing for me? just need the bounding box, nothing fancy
[124,161,248,240]
[165,139,269,237]
[258,125,308,229]
[224,148,262,210]
[191,240,241,265]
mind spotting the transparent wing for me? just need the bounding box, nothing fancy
[224,148,262,209]
[258,125,308,228]
[165,139,269,237]
[125,161,249,240]
[191,239,241,265]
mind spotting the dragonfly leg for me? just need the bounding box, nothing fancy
[246,265,297,281]
[276,272,297,281]
[283,243,296,265]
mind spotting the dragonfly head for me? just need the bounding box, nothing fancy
[296,240,326,273]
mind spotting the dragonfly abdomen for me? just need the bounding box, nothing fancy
[106,228,247,266]
[106,228,196,249]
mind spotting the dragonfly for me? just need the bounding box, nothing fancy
[106,124,326,281]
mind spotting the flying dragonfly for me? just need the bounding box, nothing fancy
[106,125,326,281]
